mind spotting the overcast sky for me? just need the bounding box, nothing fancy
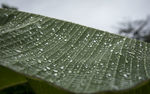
[0,0,150,33]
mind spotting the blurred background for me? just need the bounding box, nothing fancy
[0,0,150,42]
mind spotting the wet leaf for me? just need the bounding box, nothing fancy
[0,8,150,94]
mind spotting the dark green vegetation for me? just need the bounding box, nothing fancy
[118,16,150,43]
[0,8,150,94]
[1,4,18,10]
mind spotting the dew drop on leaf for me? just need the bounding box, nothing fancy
[38,60,42,63]
[70,59,73,62]
[45,42,48,45]
[54,73,58,76]
[123,74,128,78]
[138,76,142,80]
[71,44,74,47]
[96,34,99,36]
[46,66,50,70]
[110,50,113,52]
[37,24,41,28]
[29,31,32,34]
[93,40,96,43]
[68,70,72,73]
[40,31,43,35]
[100,63,103,66]
[53,64,56,67]
[15,49,21,53]
[64,39,68,41]
[106,73,111,77]
[52,28,55,31]
[48,60,51,63]
[109,44,112,47]
[60,66,64,70]
[53,69,58,73]
[39,19,43,22]
[40,48,43,52]
[36,38,39,41]
[43,68,47,71]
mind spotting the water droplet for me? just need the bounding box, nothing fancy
[39,19,43,22]
[89,45,92,47]
[29,31,32,34]
[138,76,142,80]
[117,42,120,44]
[29,36,33,40]
[71,44,74,47]
[14,16,17,18]
[140,44,142,47]
[128,51,135,55]
[43,68,47,71]
[70,59,73,62]
[64,39,68,41]
[48,60,51,63]
[123,74,128,78]
[4,13,8,17]
[36,38,39,41]
[110,50,113,52]
[123,38,126,41]
[54,73,58,76]
[93,40,96,42]
[109,44,112,47]
[38,60,42,63]
[40,31,43,35]
[123,73,130,78]
[37,24,41,28]
[96,34,99,36]
[45,42,48,45]
[46,67,50,70]
[52,28,55,31]
[53,69,58,72]
[87,34,90,37]
[43,57,47,61]
[76,65,79,68]
[85,65,88,68]
[15,49,21,53]
[40,48,43,52]
[68,70,72,73]
[106,73,111,77]
[67,55,71,58]
[60,66,64,69]
[100,63,103,66]
[53,64,56,67]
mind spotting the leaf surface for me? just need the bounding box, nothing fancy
[0,8,150,94]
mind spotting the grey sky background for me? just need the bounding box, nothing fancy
[0,0,150,33]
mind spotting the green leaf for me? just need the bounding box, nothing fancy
[0,66,27,90]
[0,82,35,94]
[0,8,150,94]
